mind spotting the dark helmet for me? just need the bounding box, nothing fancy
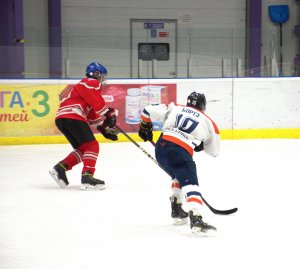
[186,91,206,111]
[86,62,107,78]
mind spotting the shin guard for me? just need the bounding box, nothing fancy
[78,140,99,175]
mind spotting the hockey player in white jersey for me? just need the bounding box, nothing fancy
[138,92,220,235]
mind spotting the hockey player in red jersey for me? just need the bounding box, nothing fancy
[49,62,118,190]
[138,92,220,235]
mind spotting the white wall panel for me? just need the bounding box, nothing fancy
[21,0,298,79]
[61,0,246,78]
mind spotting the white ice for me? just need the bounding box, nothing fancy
[1,139,300,269]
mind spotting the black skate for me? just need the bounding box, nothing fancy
[189,211,217,235]
[81,171,105,190]
[170,196,188,225]
[49,162,69,188]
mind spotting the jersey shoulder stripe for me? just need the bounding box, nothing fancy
[79,78,101,90]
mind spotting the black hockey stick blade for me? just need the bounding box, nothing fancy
[201,196,238,215]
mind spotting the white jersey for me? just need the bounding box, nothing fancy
[141,102,220,156]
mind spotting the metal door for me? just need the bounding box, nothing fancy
[130,19,177,78]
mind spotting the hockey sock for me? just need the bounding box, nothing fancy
[171,178,185,203]
[182,184,203,215]
[61,149,83,170]
[78,140,99,175]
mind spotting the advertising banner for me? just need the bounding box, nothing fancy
[103,83,176,132]
[0,82,176,137]
[61,83,177,133]
[0,83,62,137]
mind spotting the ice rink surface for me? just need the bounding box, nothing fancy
[1,139,300,269]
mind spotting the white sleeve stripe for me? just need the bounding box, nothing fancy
[96,106,108,115]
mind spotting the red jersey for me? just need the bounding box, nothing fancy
[56,78,108,127]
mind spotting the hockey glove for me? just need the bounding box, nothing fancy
[194,141,204,152]
[138,121,153,142]
[97,126,119,141]
[103,107,117,128]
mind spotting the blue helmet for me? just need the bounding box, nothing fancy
[86,62,107,77]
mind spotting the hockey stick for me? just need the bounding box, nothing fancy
[115,125,238,215]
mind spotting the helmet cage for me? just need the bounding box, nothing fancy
[93,71,107,85]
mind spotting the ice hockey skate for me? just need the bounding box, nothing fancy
[81,171,105,190]
[49,162,69,188]
[189,211,217,236]
[170,196,188,225]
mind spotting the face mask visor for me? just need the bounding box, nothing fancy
[94,71,107,84]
